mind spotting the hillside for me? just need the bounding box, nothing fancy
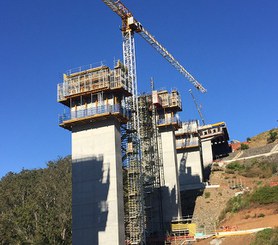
[247,128,278,148]
[193,129,278,245]
[1,130,277,245]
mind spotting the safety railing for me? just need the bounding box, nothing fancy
[59,104,131,124]
[157,117,181,127]
[176,121,198,135]
[176,139,199,148]
[65,62,105,76]
[199,126,224,138]
[57,69,131,101]
[57,79,131,101]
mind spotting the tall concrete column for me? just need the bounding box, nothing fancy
[71,118,125,245]
[160,128,182,230]
[201,139,213,167]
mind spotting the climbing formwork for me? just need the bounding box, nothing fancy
[58,61,131,130]
[175,121,200,150]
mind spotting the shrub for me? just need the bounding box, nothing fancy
[218,195,251,221]
[267,130,277,143]
[241,143,249,150]
[219,183,278,222]
[257,213,265,218]
[227,195,250,213]
[239,160,277,178]
[257,181,263,186]
[242,167,265,178]
[204,192,211,199]
[251,228,278,245]
[226,162,245,172]
[250,186,278,204]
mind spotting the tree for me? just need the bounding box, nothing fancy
[0,156,72,244]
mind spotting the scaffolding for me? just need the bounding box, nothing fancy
[137,94,164,242]
[57,61,131,103]
[122,124,144,245]
[153,89,182,132]
[57,61,132,131]
[122,93,144,244]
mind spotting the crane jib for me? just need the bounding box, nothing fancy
[102,0,207,93]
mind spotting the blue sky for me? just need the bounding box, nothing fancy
[0,0,277,177]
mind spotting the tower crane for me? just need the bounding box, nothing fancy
[101,1,207,244]
[189,89,206,125]
[102,0,207,133]
[102,0,207,96]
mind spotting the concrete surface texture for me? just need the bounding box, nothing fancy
[160,129,182,229]
[177,148,203,189]
[71,118,125,245]
[201,140,213,167]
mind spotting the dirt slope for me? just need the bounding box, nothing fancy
[195,204,278,245]
[192,131,278,245]
[248,128,278,148]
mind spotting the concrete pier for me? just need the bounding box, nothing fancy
[200,139,213,168]
[160,128,182,229]
[71,119,125,245]
[58,62,130,245]
[175,121,204,190]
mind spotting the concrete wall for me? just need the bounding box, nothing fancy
[160,129,182,230]
[177,147,203,190]
[201,139,213,167]
[71,118,125,245]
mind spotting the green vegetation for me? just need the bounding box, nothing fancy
[0,157,72,244]
[250,186,278,204]
[225,159,278,178]
[219,185,278,221]
[226,161,245,172]
[204,191,211,199]
[267,130,278,143]
[251,228,278,245]
[256,180,263,186]
[240,143,249,150]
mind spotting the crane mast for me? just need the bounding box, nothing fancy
[102,1,207,244]
[102,1,144,244]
